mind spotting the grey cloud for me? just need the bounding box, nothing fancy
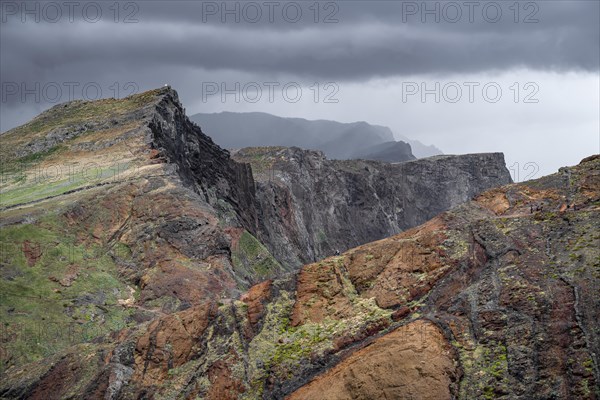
[1,1,598,88]
[1,0,598,154]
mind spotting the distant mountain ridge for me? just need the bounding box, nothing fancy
[190,111,442,161]
[352,140,415,163]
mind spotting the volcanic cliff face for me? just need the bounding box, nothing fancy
[2,88,596,400]
[148,97,257,231]
[3,144,597,399]
[234,146,512,267]
[0,88,286,387]
[0,87,504,380]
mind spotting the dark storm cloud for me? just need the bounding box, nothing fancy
[1,0,598,131]
[1,1,598,86]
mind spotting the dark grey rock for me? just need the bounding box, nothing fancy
[234,147,512,267]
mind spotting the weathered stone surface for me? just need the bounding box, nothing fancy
[1,88,597,400]
[0,88,275,392]
[132,303,217,385]
[235,146,512,267]
[290,216,453,327]
[286,320,460,400]
[240,280,273,336]
[150,90,258,232]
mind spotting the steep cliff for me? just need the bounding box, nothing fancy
[235,146,512,267]
[148,94,257,231]
[0,87,500,380]
[0,88,285,383]
[3,87,585,400]
[2,147,596,398]
[283,154,600,400]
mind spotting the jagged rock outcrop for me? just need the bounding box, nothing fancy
[235,146,512,267]
[3,153,596,399]
[0,88,286,388]
[149,93,257,231]
[3,87,595,400]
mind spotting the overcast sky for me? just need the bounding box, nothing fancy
[1,1,599,178]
